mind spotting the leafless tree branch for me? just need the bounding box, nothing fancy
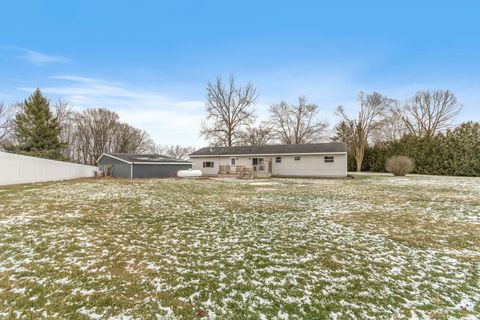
[392,90,462,138]
[153,144,196,160]
[0,103,16,147]
[200,75,257,146]
[268,96,328,144]
[336,91,394,171]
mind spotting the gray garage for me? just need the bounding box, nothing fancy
[96,153,192,179]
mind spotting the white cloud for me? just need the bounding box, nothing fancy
[19,48,70,65]
[18,75,205,146]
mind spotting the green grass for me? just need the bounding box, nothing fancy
[0,174,479,319]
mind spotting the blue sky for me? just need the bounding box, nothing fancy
[1,0,479,146]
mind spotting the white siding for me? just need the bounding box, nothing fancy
[221,156,251,168]
[191,157,219,176]
[271,154,347,177]
[190,153,347,177]
[0,151,97,185]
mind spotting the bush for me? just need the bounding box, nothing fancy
[386,156,414,176]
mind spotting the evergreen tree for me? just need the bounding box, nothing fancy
[441,122,480,176]
[331,121,357,171]
[5,89,65,160]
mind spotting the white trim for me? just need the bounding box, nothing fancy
[189,152,347,158]
[132,162,192,165]
[96,153,132,164]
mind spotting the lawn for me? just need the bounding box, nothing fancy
[0,174,479,319]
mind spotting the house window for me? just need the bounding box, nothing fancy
[275,157,282,163]
[230,158,236,165]
[203,161,214,168]
[324,156,334,163]
[294,156,301,161]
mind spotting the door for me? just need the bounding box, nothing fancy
[230,157,236,173]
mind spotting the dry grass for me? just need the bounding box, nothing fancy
[0,174,479,319]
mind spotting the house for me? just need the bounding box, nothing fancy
[96,153,192,179]
[189,142,347,178]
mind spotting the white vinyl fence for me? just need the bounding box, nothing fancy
[0,151,97,185]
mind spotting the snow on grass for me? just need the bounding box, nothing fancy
[0,174,479,319]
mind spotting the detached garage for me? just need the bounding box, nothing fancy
[96,153,192,179]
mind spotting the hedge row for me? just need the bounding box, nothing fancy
[358,122,480,177]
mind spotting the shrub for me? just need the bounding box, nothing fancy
[386,156,414,176]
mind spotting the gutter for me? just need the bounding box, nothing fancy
[131,162,193,165]
[189,152,347,158]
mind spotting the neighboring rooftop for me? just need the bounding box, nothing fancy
[189,142,347,156]
[99,153,191,164]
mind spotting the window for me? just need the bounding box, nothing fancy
[230,158,236,165]
[203,161,214,168]
[324,156,334,163]
[251,158,263,165]
[275,157,282,163]
[294,156,301,161]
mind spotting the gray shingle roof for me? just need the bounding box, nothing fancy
[189,142,347,156]
[104,153,191,163]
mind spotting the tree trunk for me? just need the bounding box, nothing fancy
[356,157,363,172]
[355,146,364,172]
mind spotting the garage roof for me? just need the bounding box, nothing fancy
[97,153,192,165]
[189,142,347,157]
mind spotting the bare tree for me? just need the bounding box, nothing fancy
[268,96,328,144]
[115,123,153,154]
[71,108,119,164]
[371,109,407,144]
[53,100,77,161]
[239,123,273,146]
[393,90,462,138]
[201,76,257,146]
[153,144,196,160]
[336,92,393,171]
[0,103,15,147]
[71,108,154,165]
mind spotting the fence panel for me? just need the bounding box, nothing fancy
[0,151,97,185]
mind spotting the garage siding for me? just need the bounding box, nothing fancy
[132,164,192,178]
[98,157,131,178]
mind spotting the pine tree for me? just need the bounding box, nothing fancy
[331,121,357,171]
[5,89,65,160]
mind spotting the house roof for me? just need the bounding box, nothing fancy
[189,142,347,157]
[97,153,192,165]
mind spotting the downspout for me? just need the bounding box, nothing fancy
[130,163,133,179]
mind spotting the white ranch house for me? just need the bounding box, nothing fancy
[189,142,347,178]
